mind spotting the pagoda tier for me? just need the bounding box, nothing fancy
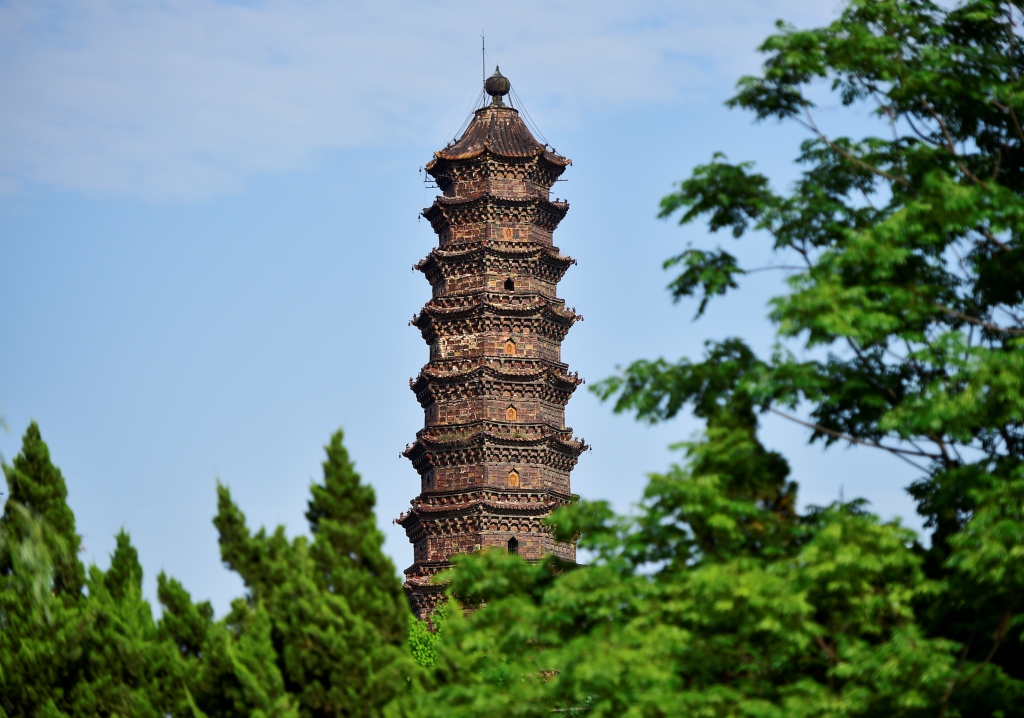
[400,68,584,619]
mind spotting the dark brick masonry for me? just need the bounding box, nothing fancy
[397,70,586,619]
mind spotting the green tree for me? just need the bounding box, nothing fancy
[1,424,417,717]
[390,1,1024,715]
[0,424,200,717]
[0,423,87,717]
[65,531,172,717]
[212,429,412,717]
[1,423,84,597]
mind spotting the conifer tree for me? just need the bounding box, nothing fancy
[213,429,412,717]
[306,432,408,645]
[0,423,87,717]
[0,426,199,717]
[1,422,84,596]
[151,571,215,714]
[66,531,168,717]
[190,601,299,718]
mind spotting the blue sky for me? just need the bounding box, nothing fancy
[0,0,921,615]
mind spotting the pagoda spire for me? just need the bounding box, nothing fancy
[399,72,585,619]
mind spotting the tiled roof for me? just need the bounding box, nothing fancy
[433,106,570,166]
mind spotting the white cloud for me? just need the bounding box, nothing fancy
[0,0,835,199]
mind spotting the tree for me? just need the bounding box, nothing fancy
[0,423,88,717]
[66,531,169,717]
[212,429,412,717]
[1,424,416,717]
[1,422,84,597]
[390,1,1024,715]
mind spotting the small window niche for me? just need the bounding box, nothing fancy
[508,469,520,487]
[507,536,519,555]
[506,405,518,421]
[504,277,515,291]
[503,339,516,356]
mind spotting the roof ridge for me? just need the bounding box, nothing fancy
[431,105,569,165]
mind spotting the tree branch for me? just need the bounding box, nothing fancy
[937,305,1024,335]
[745,265,806,273]
[800,110,910,188]
[977,227,1011,254]
[919,97,982,184]
[768,408,936,471]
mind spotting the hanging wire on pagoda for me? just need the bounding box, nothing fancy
[508,85,549,147]
[459,87,487,132]
[443,79,487,147]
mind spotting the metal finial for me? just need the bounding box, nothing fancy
[484,65,511,107]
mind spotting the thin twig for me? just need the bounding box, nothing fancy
[937,305,1024,335]
[919,97,982,184]
[768,407,936,472]
[815,635,838,662]
[906,113,942,147]
[1006,104,1024,145]
[977,227,1011,253]
[800,109,910,188]
[928,432,954,466]
[940,600,1018,717]
[744,265,806,273]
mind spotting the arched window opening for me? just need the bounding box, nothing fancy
[506,406,517,421]
[508,469,520,487]
[503,339,516,356]
[504,277,515,291]
[508,537,519,555]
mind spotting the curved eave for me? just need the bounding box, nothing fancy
[410,365,582,392]
[427,146,569,166]
[403,429,588,460]
[400,499,559,524]
[416,244,575,271]
[411,295,579,329]
[422,194,569,226]
[410,361,583,393]
[425,150,571,178]
[425,106,570,167]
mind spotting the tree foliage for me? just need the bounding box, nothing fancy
[0,425,414,717]
[210,430,412,716]
[394,1,1024,715]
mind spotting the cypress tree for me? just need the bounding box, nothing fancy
[192,601,299,718]
[305,431,408,647]
[213,429,413,717]
[0,423,86,716]
[0,425,190,717]
[1,422,84,596]
[68,531,166,717]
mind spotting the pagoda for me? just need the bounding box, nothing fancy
[397,68,586,619]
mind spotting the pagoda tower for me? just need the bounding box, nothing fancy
[398,68,586,619]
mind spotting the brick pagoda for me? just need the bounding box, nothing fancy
[398,68,586,619]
